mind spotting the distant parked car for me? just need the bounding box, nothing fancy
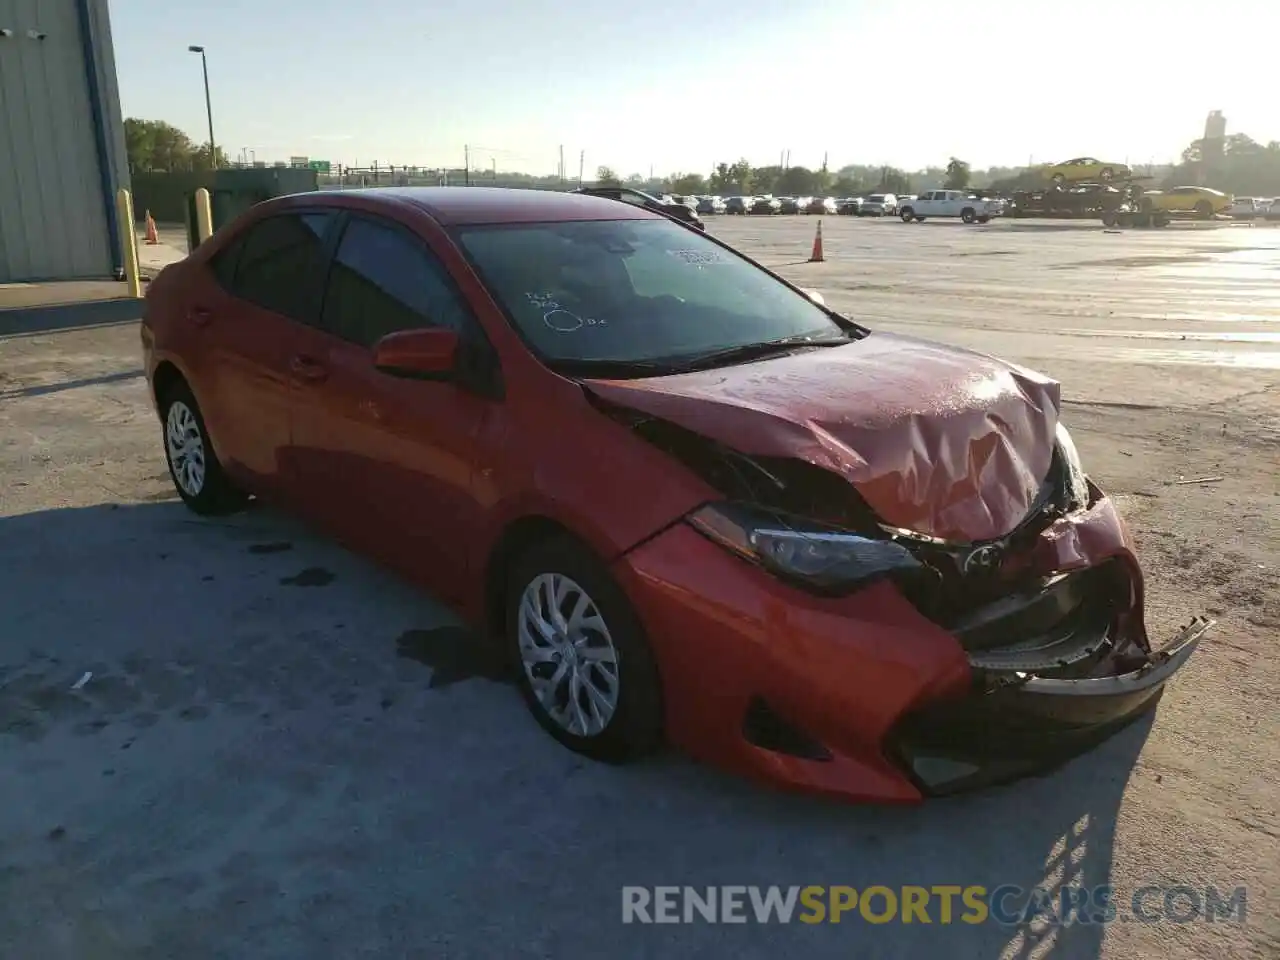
[1264,199,1280,221]
[573,186,705,230]
[1227,197,1260,219]
[858,193,898,217]
[836,197,862,215]
[806,196,838,215]
[777,197,802,214]
[696,196,726,215]
[723,196,750,215]
[750,197,782,215]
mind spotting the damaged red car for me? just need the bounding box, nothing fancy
[142,187,1212,802]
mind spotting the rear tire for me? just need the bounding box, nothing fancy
[1194,200,1213,220]
[1100,167,1114,181]
[160,380,247,516]
[505,536,664,764]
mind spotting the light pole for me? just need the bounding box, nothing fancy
[187,45,217,169]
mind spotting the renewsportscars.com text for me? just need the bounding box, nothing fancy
[621,885,1248,926]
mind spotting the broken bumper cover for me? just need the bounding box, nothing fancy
[889,617,1213,796]
[613,493,1210,804]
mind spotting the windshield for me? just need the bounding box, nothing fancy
[455,218,845,368]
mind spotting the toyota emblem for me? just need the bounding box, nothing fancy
[962,544,1003,575]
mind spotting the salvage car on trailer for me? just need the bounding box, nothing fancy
[141,187,1211,803]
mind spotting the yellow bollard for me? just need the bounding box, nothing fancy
[194,187,214,244]
[115,188,142,298]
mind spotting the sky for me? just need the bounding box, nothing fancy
[109,0,1279,177]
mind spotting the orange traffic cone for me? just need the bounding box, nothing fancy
[144,211,159,245]
[808,219,824,262]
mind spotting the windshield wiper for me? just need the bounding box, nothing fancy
[546,357,685,378]
[662,332,852,372]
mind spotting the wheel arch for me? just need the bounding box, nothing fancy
[483,514,588,638]
[151,359,187,411]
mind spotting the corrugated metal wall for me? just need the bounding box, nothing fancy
[0,0,113,281]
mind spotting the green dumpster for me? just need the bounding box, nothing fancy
[184,167,319,252]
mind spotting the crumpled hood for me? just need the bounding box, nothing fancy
[583,332,1062,542]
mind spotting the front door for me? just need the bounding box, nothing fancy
[914,192,939,217]
[192,210,336,494]
[288,213,493,603]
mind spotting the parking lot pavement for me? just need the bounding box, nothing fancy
[2,220,1277,959]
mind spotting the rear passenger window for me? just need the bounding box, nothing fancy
[228,213,332,321]
[321,217,469,348]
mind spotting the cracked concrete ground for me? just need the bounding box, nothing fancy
[1,215,1276,959]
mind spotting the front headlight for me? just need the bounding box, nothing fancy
[1055,423,1090,509]
[687,502,921,592]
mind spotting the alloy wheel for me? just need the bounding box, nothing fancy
[165,400,206,497]
[517,573,620,737]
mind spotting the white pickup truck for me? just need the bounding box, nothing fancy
[899,190,1006,223]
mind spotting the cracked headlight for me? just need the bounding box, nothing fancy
[1055,423,1090,509]
[687,502,921,591]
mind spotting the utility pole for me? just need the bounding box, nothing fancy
[491,157,496,181]
[464,145,470,186]
[559,144,565,182]
[579,149,584,187]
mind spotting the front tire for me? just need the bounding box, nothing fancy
[506,536,664,763]
[961,207,977,223]
[900,208,915,222]
[1194,200,1213,220]
[160,380,247,515]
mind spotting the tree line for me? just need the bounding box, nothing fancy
[125,115,1280,198]
[125,118,229,173]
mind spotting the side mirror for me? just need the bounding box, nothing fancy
[372,328,458,379]
[802,289,826,306]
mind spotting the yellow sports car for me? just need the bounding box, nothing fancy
[1044,157,1132,184]
[1142,186,1233,218]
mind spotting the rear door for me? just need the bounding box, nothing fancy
[914,191,938,216]
[289,213,494,602]
[192,210,336,493]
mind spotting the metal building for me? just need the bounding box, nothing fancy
[0,0,129,282]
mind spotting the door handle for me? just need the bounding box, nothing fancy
[290,355,329,382]
[187,306,212,327]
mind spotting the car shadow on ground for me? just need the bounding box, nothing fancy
[0,501,1150,959]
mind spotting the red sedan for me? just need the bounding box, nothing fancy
[141,187,1211,802]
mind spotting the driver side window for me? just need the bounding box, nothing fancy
[320,217,470,348]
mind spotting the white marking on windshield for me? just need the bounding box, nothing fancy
[525,291,607,332]
[667,249,727,265]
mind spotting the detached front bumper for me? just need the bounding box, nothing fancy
[613,494,1209,803]
[890,617,1212,795]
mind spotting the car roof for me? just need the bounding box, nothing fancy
[296,186,662,226]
